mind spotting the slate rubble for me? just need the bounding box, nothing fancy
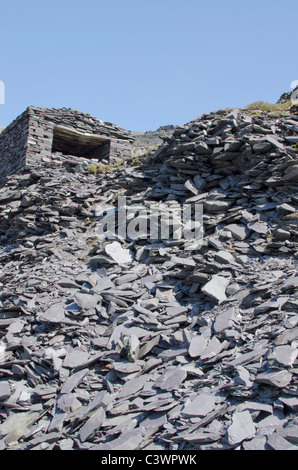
[0,108,297,450]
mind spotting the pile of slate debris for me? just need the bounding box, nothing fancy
[0,107,298,451]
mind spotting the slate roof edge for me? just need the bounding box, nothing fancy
[1,106,135,143]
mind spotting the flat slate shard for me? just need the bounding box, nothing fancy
[201,275,230,302]
[215,250,235,264]
[255,369,292,388]
[39,303,65,323]
[204,200,231,213]
[234,366,252,388]
[188,335,208,358]
[57,393,82,413]
[254,296,289,314]
[0,382,10,401]
[213,308,236,334]
[112,362,142,374]
[155,368,187,392]
[273,345,298,367]
[63,349,90,369]
[79,407,106,442]
[105,242,133,265]
[180,431,222,444]
[278,396,298,412]
[60,368,89,394]
[182,393,216,418]
[267,432,298,450]
[225,224,250,241]
[92,429,143,450]
[280,425,298,444]
[200,336,224,360]
[227,411,256,446]
[74,293,100,310]
[117,375,148,399]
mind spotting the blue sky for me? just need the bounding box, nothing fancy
[0,0,297,131]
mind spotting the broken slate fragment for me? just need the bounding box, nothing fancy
[118,375,148,399]
[227,410,256,446]
[201,275,230,302]
[273,345,298,367]
[182,393,216,418]
[225,224,250,241]
[57,393,82,413]
[204,200,231,213]
[255,369,292,388]
[213,308,236,334]
[0,381,10,401]
[63,349,90,369]
[39,303,65,323]
[200,336,224,361]
[60,368,89,394]
[75,292,101,310]
[79,407,106,443]
[267,432,298,450]
[278,396,298,413]
[112,362,142,375]
[155,368,187,392]
[92,429,143,450]
[234,366,252,388]
[188,335,208,358]
[105,242,133,265]
[215,250,235,264]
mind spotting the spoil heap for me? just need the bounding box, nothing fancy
[0,107,297,450]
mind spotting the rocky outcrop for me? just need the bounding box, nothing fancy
[277,86,298,113]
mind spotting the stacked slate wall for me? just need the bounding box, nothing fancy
[0,106,134,187]
[0,109,30,187]
[26,107,134,164]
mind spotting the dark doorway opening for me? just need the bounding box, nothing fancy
[52,125,111,161]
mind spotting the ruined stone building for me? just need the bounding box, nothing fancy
[0,106,135,187]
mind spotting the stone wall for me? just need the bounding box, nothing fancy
[0,106,134,186]
[26,107,134,164]
[0,108,30,187]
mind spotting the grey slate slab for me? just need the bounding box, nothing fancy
[182,393,216,418]
[273,345,298,367]
[267,432,298,450]
[39,303,65,323]
[118,375,148,399]
[188,335,208,358]
[155,368,187,392]
[63,349,90,369]
[78,407,106,442]
[92,429,143,450]
[255,369,292,388]
[227,410,256,446]
[0,381,10,401]
[201,275,230,302]
[60,368,89,394]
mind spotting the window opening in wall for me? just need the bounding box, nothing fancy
[51,125,111,161]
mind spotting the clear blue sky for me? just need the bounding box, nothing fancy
[0,0,297,132]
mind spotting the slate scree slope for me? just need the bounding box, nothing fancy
[0,101,297,450]
[0,106,134,187]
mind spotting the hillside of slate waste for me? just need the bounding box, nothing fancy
[0,107,298,450]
